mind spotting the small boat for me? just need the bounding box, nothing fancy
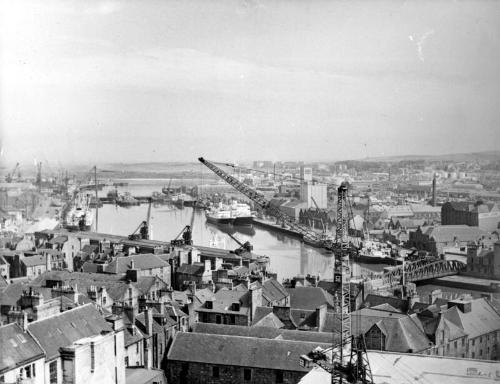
[116,192,140,207]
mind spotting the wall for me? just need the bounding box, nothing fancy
[197,311,249,326]
[125,338,144,367]
[168,360,305,384]
[0,357,45,384]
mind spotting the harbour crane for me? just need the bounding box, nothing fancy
[198,157,334,249]
[170,205,195,247]
[5,162,20,183]
[129,198,152,240]
[226,232,253,255]
[198,157,373,384]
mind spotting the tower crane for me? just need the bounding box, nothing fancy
[198,157,373,384]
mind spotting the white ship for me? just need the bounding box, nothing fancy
[64,193,93,231]
[205,201,254,226]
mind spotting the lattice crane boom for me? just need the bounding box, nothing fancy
[198,157,331,247]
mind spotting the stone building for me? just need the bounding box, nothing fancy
[195,282,262,326]
[407,225,494,256]
[167,332,330,384]
[27,303,126,384]
[465,241,500,279]
[441,201,500,232]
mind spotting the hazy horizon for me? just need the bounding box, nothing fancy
[1,0,499,166]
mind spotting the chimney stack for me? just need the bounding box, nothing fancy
[431,174,437,207]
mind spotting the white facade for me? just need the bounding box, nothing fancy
[300,182,327,209]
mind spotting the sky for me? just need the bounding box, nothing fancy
[1,0,499,167]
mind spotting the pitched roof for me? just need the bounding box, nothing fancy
[371,316,431,353]
[105,254,169,274]
[192,322,334,344]
[424,225,490,243]
[252,312,285,328]
[262,278,289,305]
[196,288,250,315]
[286,287,335,310]
[445,298,500,338]
[176,263,205,276]
[0,323,45,374]
[167,332,330,372]
[21,254,47,267]
[27,303,112,360]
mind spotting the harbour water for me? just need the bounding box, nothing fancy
[91,179,389,281]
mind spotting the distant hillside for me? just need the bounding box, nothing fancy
[361,150,500,163]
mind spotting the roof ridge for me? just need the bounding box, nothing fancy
[27,302,93,325]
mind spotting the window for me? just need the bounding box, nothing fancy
[462,338,465,347]
[90,342,95,372]
[49,361,57,384]
[480,349,483,357]
[480,336,483,343]
[472,339,475,346]
[275,370,284,383]
[103,296,107,305]
[472,352,475,359]
[244,368,251,381]
[136,343,139,354]
[32,363,35,377]
[454,341,457,349]
[212,366,219,378]
[125,356,129,366]
[25,365,31,378]
[216,315,222,324]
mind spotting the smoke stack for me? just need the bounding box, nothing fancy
[432,174,437,207]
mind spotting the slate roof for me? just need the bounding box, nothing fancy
[192,322,334,344]
[0,283,53,307]
[196,288,250,315]
[252,312,285,328]
[424,225,489,243]
[27,303,112,360]
[351,307,407,336]
[21,254,47,267]
[167,332,330,372]
[106,254,169,274]
[48,235,68,245]
[445,298,500,339]
[286,287,335,310]
[370,316,431,353]
[192,288,215,304]
[262,278,289,305]
[176,263,205,276]
[30,270,132,301]
[0,323,45,374]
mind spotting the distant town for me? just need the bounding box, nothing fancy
[1,151,500,384]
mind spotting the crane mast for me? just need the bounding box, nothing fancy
[333,183,351,383]
[198,157,372,384]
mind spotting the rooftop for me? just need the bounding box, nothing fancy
[0,323,45,374]
[27,303,112,360]
[167,332,330,372]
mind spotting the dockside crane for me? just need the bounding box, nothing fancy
[198,157,333,249]
[5,162,20,183]
[198,157,373,384]
[170,205,195,246]
[129,198,152,240]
